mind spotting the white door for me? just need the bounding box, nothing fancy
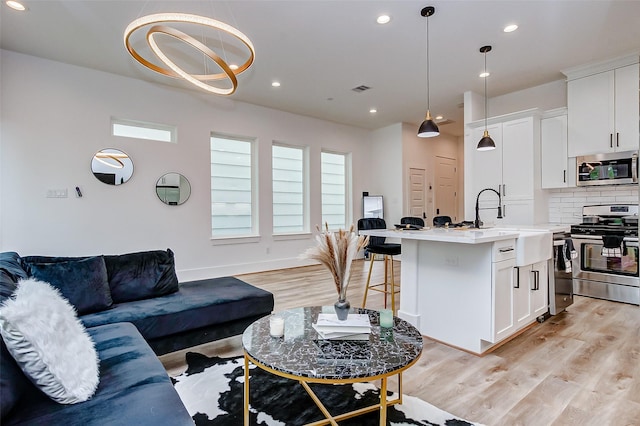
[492,258,516,343]
[614,64,640,151]
[408,168,426,220]
[514,266,532,328]
[530,260,549,317]
[434,156,458,222]
[502,117,534,200]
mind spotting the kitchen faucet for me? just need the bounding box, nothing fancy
[474,187,503,228]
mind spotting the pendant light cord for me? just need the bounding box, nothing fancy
[484,50,488,129]
[426,11,431,111]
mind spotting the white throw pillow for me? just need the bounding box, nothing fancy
[0,278,100,404]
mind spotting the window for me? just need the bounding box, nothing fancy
[210,135,255,237]
[321,151,349,230]
[272,144,307,234]
[111,118,176,143]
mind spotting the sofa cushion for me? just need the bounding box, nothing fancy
[0,338,31,421]
[0,253,27,300]
[2,322,193,426]
[103,249,179,303]
[0,278,99,404]
[81,276,274,340]
[23,256,112,315]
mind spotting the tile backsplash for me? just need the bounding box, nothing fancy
[548,186,639,224]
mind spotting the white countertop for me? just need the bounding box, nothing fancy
[360,227,520,244]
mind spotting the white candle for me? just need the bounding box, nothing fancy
[269,315,284,337]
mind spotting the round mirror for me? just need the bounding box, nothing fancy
[91,148,134,185]
[156,173,191,205]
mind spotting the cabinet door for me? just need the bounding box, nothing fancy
[614,64,640,151]
[567,71,615,156]
[502,117,534,199]
[513,266,532,329]
[530,260,549,318]
[541,114,569,189]
[492,258,515,342]
[471,123,503,198]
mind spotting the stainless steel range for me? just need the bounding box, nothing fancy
[571,204,639,305]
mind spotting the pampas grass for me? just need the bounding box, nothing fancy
[301,223,369,300]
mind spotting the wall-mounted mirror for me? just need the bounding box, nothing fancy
[156,173,191,206]
[91,148,134,185]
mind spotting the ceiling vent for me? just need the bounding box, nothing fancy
[436,119,455,126]
[351,85,371,93]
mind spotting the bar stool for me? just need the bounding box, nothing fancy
[357,218,401,313]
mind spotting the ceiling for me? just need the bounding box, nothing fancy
[2,1,640,137]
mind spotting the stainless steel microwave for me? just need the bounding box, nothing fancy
[577,151,638,186]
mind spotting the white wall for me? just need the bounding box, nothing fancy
[369,123,403,224]
[0,50,372,280]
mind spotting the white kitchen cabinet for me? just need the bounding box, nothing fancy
[514,261,549,328]
[565,59,639,157]
[541,109,571,189]
[464,109,546,225]
[501,117,534,200]
[492,257,516,342]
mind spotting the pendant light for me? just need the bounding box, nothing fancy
[417,6,439,138]
[477,45,495,150]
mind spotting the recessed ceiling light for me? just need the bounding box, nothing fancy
[271,81,281,87]
[479,72,490,78]
[504,24,518,33]
[229,64,239,71]
[377,15,391,24]
[369,108,377,114]
[435,115,444,120]
[6,0,26,11]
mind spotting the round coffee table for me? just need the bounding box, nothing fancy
[242,306,423,425]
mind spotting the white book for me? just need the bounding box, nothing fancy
[312,324,371,340]
[314,313,371,334]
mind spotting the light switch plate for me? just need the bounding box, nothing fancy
[46,188,68,198]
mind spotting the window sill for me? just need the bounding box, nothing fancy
[210,235,261,245]
[273,232,313,241]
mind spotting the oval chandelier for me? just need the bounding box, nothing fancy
[124,13,255,96]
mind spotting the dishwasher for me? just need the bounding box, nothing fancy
[549,232,574,315]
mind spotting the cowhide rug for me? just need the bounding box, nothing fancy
[171,352,483,426]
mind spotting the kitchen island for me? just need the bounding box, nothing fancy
[360,227,552,354]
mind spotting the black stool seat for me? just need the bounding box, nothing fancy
[367,243,401,256]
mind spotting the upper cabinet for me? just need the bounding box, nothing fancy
[541,108,572,189]
[464,109,546,225]
[564,56,639,157]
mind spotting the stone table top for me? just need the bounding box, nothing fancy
[242,306,423,380]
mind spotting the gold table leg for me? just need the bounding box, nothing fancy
[244,354,250,426]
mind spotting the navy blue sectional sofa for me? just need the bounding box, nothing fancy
[0,250,274,425]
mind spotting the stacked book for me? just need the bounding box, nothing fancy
[312,313,372,340]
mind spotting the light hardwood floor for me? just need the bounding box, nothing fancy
[160,260,640,426]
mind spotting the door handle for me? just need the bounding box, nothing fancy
[563,169,566,183]
[616,132,619,147]
[531,270,540,290]
[610,133,613,148]
[514,267,520,288]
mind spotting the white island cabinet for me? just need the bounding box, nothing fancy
[360,228,551,355]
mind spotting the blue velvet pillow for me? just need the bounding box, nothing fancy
[24,256,113,315]
[103,249,179,303]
